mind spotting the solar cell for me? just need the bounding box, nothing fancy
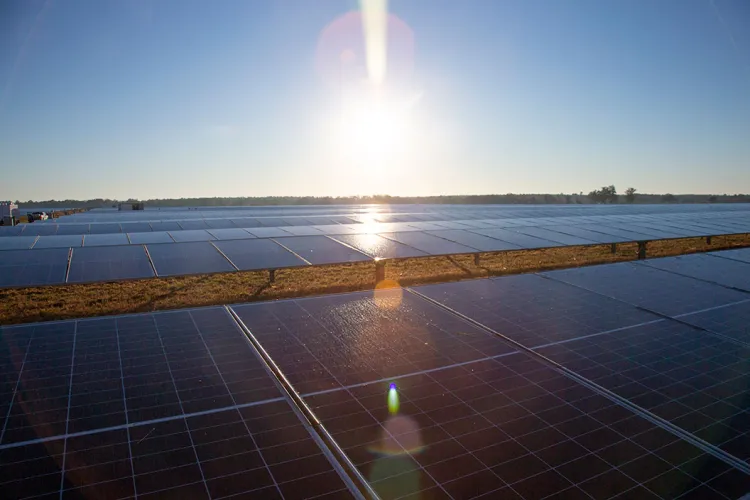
[469,228,563,249]
[544,262,747,316]
[82,233,130,246]
[274,236,371,265]
[0,236,37,250]
[378,231,479,255]
[31,234,83,249]
[147,241,235,276]
[169,229,216,242]
[246,227,294,238]
[230,291,743,500]
[510,226,599,246]
[676,300,750,345]
[54,224,90,235]
[415,274,661,348]
[67,245,154,282]
[87,223,123,234]
[0,308,356,499]
[638,253,750,292]
[536,320,750,465]
[207,228,256,240]
[149,221,183,232]
[424,229,522,251]
[711,247,750,264]
[330,233,428,259]
[0,247,70,287]
[213,239,308,270]
[127,231,174,244]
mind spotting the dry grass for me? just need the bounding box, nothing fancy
[2,234,749,326]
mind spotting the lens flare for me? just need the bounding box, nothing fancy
[360,0,388,85]
[388,383,399,414]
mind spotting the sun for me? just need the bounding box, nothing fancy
[336,99,410,159]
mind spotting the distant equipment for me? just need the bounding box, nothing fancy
[118,202,145,211]
[0,201,20,226]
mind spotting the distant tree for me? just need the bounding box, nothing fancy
[588,185,618,204]
[661,193,677,203]
[624,187,637,203]
[708,195,718,203]
[565,195,572,204]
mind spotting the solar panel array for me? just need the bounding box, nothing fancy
[3,251,750,498]
[2,206,750,288]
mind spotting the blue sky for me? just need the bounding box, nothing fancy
[1,0,749,200]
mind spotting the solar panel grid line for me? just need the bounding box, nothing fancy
[58,321,78,497]
[224,306,375,500]
[635,256,750,295]
[113,316,139,498]
[269,238,313,266]
[185,310,285,499]
[406,286,750,477]
[0,329,36,445]
[207,241,240,272]
[529,318,668,351]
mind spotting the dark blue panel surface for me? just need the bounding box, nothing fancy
[54,224,90,235]
[21,224,58,236]
[0,248,69,287]
[31,234,83,249]
[639,254,750,292]
[425,230,522,251]
[470,228,563,249]
[177,220,209,230]
[0,236,37,250]
[256,217,288,227]
[274,236,370,265]
[213,238,307,270]
[87,223,123,234]
[149,221,183,232]
[127,231,174,244]
[147,241,235,276]
[511,226,598,245]
[0,226,25,237]
[204,218,237,229]
[246,227,293,238]
[282,225,324,236]
[207,228,256,240]
[678,300,750,344]
[120,222,153,233]
[712,248,750,264]
[539,225,628,243]
[82,233,130,246]
[378,231,478,255]
[544,262,747,316]
[331,233,428,259]
[67,245,154,282]
[231,218,263,228]
[169,229,216,242]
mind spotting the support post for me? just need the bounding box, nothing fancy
[375,260,386,283]
[610,243,617,254]
[637,241,647,260]
[706,236,712,245]
[474,254,480,266]
[269,269,276,283]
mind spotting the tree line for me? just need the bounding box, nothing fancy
[11,192,750,208]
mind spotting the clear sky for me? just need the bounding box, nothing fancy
[1,0,749,201]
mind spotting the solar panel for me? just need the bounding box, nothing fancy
[577,224,658,241]
[204,218,237,229]
[31,234,83,249]
[638,254,750,292]
[415,274,661,348]
[169,229,216,242]
[0,236,37,251]
[207,228,256,240]
[87,223,123,234]
[147,242,235,276]
[510,226,599,246]
[424,229,522,252]
[406,221,451,231]
[677,300,750,344]
[54,224,90,235]
[82,233,130,246]
[544,262,748,316]
[378,231,478,255]
[0,308,356,498]
[281,217,310,226]
[21,224,58,236]
[0,226,25,237]
[282,225,324,236]
[149,221,183,232]
[246,227,293,238]
[177,220,209,230]
[539,225,629,243]
[231,218,264,228]
[257,217,289,227]
[330,233,428,259]
[120,222,154,233]
[127,231,174,244]
[310,224,358,235]
[0,248,69,287]
[274,236,371,265]
[67,245,154,283]
[469,228,563,249]
[230,292,743,499]
[213,239,308,270]
[536,320,750,466]
[711,248,750,264]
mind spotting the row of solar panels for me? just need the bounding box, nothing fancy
[3,216,750,287]
[2,250,750,499]
[5,204,750,236]
[3,211,750,251]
